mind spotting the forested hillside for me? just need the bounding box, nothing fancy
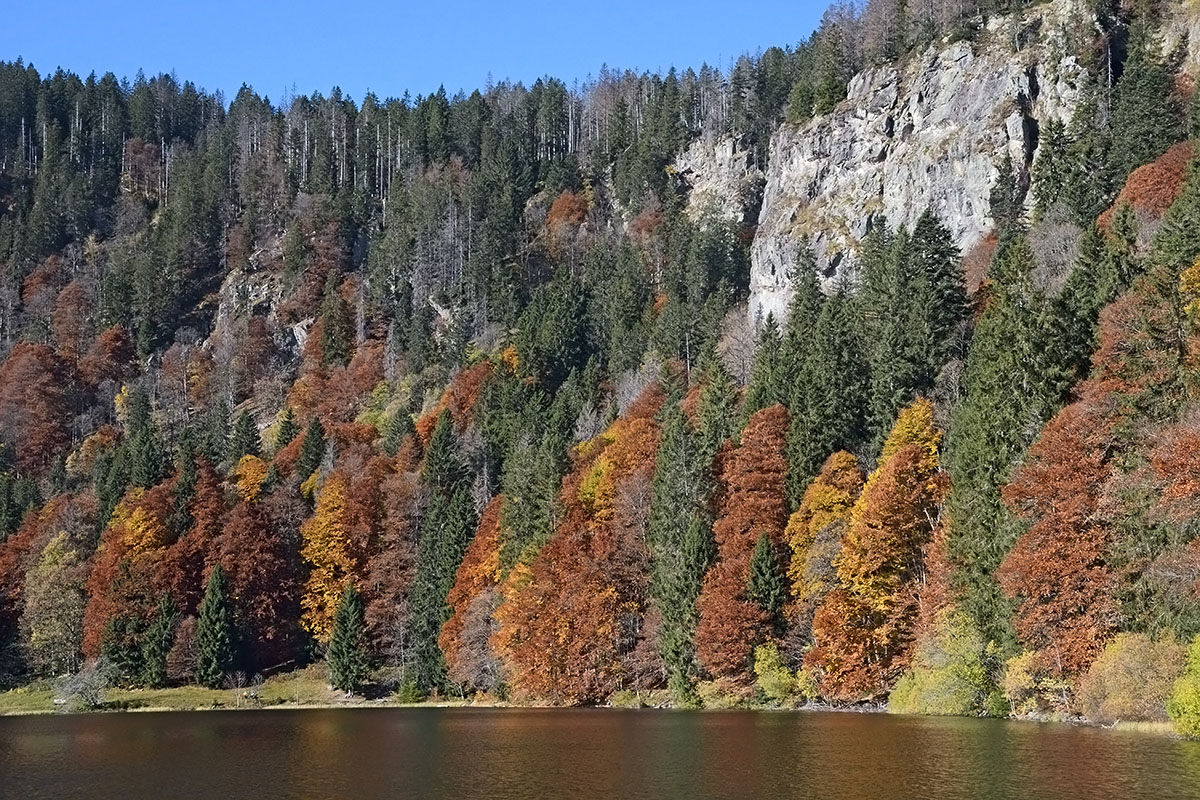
[3,0,1200,731]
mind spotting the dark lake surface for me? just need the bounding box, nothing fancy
[2,707,1199,800]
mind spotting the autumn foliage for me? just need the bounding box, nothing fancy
[806,399,946,699]
[695,405,790,680]
[493,387,663,703]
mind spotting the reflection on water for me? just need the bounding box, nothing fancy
[1,708,1198,800]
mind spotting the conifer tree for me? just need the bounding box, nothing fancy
[743,315,783,419]
[943,234,1057,648]
[785,285,868,504]
[647,403,716,699]
[382,409,416,457]
[139,594,176,688]
[296,418,327,481]
[696,356,739,459]
[320,272,353,368]
[327,584,370,693]
[195,565,234,688]
[1110,12,1183,181]
[410,410,477,693]
[275,407,301,451]
[747,531,785,616]
[227,411,260,464]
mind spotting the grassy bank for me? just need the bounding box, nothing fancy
[0,666,498,716]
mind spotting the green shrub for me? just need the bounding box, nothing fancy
[1077,633,1184,724]
[1168,635,1200,738]
[754,643,797,705]
[888,609,989,716]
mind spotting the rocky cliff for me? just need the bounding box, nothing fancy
[672,0,1200,323]
[750,0,1096,321]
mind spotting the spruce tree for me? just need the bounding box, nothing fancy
[943,234,1058,649]
[742,315,783,419]
[410,410,477,693]
[647,403,716,700]
[696,356,739,459]
[140,595,176,689]
[320,272,353,368]
[296,418,327,480]
[195,565,234,688]
[227,410,260,463]
[1110,12,1183,181]
[275,407,301,451]
[747,532,785,616]
[785,284,868,506]
[382,409,417,457]
[327,585,370,693]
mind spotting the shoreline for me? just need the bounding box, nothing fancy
[0,684,1181,738]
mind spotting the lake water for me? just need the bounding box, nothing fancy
[2,708,1199,799]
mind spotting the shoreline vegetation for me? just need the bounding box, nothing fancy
[0,665,1181,740]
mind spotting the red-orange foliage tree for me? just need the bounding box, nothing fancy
[694,404,790,681]
[440,495,503,691]
[212,498,302,671]
[363,436,425,655]
[998,386,1124,677]
[493,387,663,703]
[0,343,76,474]
[81,484,174,659]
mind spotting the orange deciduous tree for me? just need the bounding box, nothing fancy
[694,404,790,681]
[440,496,503,691]
[806,399,947,699]
[493,387,662,703]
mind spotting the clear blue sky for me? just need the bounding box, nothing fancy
[5,1,827,104]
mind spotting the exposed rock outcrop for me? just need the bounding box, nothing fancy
[749,0,1094,322]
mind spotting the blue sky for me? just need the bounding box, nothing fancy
[4,1,827,104]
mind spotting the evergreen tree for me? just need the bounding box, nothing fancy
[195,565,234,688]
[296,418,327,481]
[1110,12,1183,181]
[326,584,370,693]
[747,531,785,616]
[139,595,176,689]
[228,410,260,464]
[167,438,198,540]
[320,272,353,368]
[696,356,739,459]
[124,386,165,488]
[275,407,301,451]
[943,234,1057,649]
[785,284,869,505]
[742,315,783,418]
[381,409,417,457]
[647,403,716,700]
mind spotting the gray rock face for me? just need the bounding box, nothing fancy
[675,136,764,226]
[749,0,1096,322]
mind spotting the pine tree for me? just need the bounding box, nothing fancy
[139,595,176,688]
[296,418,327,481]
[227,411,260,464]
[1110,12,1183,181]
[647,403,716,699]
[785,285,869,505]
[320,272,353,368]
[195,565,234,688]
[747,531,785,616]
[327,584,370,693]
[275,407,301,451]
